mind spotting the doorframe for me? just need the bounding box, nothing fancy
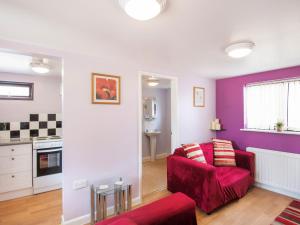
[137,71,179,199]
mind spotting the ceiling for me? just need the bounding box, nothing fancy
[0,51,62,76]
[0,0,300,79]
[142,76,171,89]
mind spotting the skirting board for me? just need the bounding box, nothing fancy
[255,182,300,199]
[0,188,33,201]
[142,153,169,162]
[62,197,141,225]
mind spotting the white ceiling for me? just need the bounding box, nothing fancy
[0,0,300,79]
[142,76,171,89]
[0,51,62,76]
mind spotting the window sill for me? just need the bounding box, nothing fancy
[240,128,300,136]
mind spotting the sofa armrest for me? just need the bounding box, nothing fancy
[235,150,255,177]
[167,156,222,213]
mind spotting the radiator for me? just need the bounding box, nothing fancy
[247,147,300,198]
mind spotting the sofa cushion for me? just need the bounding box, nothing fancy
[174,142,214,165]
[216,167,251,203]
[212,139,236,166]
[182,143,206,163]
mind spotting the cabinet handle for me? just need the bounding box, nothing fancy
[11,149,15,152]
[11,175,15,178]
[11,157,15,160]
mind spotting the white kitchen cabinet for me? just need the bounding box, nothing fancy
[0,144,31,157]
[0,154,32,174]
[0,171,32,193]
[0,143,33,201]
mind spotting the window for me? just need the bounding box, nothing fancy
[245,79,300,131]
[0,81,34,100]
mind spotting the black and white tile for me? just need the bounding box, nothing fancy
[0,113,62,139]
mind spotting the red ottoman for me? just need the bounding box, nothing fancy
[108,218,137,225]
[96,192,197,225]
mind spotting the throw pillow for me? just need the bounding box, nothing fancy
[212,138,236,166]
[182,143,207,163]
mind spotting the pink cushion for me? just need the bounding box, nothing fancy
[182,143,207,163]
[174,142,214,165]
[212,139,236,167]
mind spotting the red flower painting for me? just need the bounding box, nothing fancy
[92,74,120,104]
[96,78,117,100]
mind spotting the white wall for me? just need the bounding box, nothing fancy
[0,73,62,122]
[0,39,216,222]
[142,88,171,157]
[178,74,216,144]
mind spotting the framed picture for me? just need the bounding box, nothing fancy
[193,87,205,107]
[91,73,121,104]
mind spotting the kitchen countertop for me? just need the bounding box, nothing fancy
[0,138,33,146]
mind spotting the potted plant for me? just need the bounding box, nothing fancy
[275,121,284,132]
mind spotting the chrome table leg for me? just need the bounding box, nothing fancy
[90,185,95,225]
[121,189,126,213]
[126,185,132,211]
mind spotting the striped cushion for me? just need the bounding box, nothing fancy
[182,143,207,163]
[212,139,236,166]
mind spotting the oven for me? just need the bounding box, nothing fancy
[33,147,62,177]
[32,138,63,194]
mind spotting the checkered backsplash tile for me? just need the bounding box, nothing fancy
[0,113,62,139]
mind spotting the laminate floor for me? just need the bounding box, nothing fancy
[142,158,167,196]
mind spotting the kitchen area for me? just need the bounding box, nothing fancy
[0,50,63,201]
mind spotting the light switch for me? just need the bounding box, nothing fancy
[73,179,88,190]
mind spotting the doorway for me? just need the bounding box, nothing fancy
[0,49,63,225]
[138,72,178,197]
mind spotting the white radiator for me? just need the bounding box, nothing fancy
[247,147,300,198]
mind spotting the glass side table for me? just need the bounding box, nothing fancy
[90,182,132,225]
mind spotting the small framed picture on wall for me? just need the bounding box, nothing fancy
[193,87,205,107]
[91,73,121,104]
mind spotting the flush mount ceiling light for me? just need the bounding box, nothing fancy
[225,41,255,58]
[147,77,159,87]
[119,0,167,21]
[30,58,51,74]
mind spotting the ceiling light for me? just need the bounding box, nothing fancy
[225,41,255,58]
[119,0,167,21]
[30,58,50,74]
[147,77,159,87]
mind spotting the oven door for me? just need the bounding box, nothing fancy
[36,148,62,177]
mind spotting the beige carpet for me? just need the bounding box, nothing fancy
[142,158,167,196]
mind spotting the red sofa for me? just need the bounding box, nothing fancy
[96,192,197,225]
[167,143,255,214]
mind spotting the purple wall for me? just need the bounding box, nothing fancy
[216,66,300,154]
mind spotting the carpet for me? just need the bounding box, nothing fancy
[272,200,300,225]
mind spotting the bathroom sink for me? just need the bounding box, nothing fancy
[145,131,161,161]
[145,131,161,137]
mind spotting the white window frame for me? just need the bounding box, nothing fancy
[243,77,300,133]
[0,81,34,100]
